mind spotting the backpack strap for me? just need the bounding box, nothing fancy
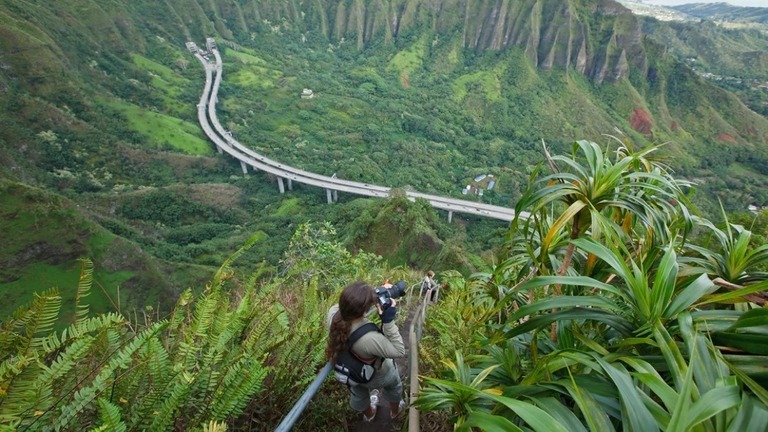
[346,322,379,364]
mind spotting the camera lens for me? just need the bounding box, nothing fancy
[390,281,407,299]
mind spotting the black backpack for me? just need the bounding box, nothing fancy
[333,322,379,386]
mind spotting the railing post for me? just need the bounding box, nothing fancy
[408,320,420,431]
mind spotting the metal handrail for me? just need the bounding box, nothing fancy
[274,362,333,432]
[407,289,434,431]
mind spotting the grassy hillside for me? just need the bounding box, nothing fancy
[0,179,215,319]
[1,0,767,315]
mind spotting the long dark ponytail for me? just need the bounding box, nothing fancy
[325,281,376,361]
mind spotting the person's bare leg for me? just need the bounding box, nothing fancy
[364,405,376,418]
[390,401,402,417]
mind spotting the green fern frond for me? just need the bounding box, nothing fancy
[0,355,37,424]
[93,398,126,432]
[144,338,171,389]
[120,338,172,430]
[0,355,34,383]
[209,326,242,360]
[23,289,62,353]
[206,297,232,347]
[40,313,124,353]
[266,319,326,394]
[165,289,194,342]
[0,420,20,431]
[74,259,94,323]
[56,321,167,430]
[149,372,192,431]
[189,291,222,342]
[31,336,97,416]
[195,350,224,395]
[210,357,267,420]
[242,305,288,355]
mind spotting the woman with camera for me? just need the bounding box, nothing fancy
[326,281,407,422]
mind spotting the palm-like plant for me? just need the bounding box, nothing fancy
[512,140,691,277]
[683,210,768,285]
[417,140,768,431]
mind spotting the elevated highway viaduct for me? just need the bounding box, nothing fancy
[189,38,526,223]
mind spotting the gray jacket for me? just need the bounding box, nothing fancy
[327,305,405,374]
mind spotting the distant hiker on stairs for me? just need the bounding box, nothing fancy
[421,270,439,303]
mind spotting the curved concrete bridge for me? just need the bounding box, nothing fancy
[189,38,523,223]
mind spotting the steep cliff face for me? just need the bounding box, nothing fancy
[0,0,651,89]
[223,0,648,84]
[1,0,765,160]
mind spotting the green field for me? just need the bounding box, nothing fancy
[0,262,133,326]
[130,53,193,115]
[101,98,212,155]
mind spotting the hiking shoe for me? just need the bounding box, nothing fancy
[391,399,407,418]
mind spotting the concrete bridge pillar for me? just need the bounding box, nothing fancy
[287,179,293,191]
[326,189,333,204]
[277,177,285,194]
[332,190,338,202]
[448,211,453,223]
[240,160,248,174]
[216,145,223,154]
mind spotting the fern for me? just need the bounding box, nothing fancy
[21,290,61,354]
[209,357,267,420]
[0,355,38,427]
[241,304,288,356]
[74,259,94,323]
[91,398,126,432]
[148,370,192,431]
[189,291,221,342]
[164,289,194,348]
[39,313,124,354]
[32,336,97,415]
[55,321,167,431]
[120,338,172,430]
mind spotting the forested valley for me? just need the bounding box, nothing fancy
[1,0,768,430]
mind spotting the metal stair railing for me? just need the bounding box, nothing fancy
[274,362,333,432]
[408,288,436,432]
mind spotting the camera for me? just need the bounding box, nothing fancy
[375,280,407,308]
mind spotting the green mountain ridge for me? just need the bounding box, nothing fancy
[672,2,768,24]
[1,0,767,314]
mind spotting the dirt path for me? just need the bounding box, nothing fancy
[345,297,421,432]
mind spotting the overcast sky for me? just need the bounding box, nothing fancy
[643,0,768,7]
